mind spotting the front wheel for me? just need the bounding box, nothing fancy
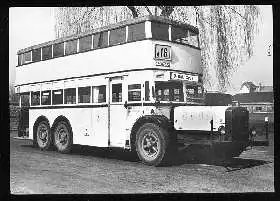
[53,121,73,153]
[135,123,171,166]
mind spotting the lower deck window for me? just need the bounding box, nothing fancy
[155,82,183,102]
[186,85,203,99]
[20,93,30,106]
[64,88,76,104]
[112,84,122,102]
[92,85,106,103]
[128,84,141,102]
[31,91,40,106]
[78,87,90,103]
[41,90,51,105]
[52,89,63,105]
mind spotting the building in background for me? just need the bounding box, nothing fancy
[239,81,273,93]
[233,81,274,124]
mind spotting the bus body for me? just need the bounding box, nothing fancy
[15,16,250,166]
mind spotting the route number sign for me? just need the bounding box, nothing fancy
[154,44,171,60]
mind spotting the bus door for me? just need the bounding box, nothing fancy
[108,76,127,147]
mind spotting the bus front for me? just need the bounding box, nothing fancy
[147,18,250,160]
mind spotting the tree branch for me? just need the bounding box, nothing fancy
[144,6,153,16]
[159,6,175,17]
[127,6,138,18]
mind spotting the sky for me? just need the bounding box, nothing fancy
[9,6,273,94]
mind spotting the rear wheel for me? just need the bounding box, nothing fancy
[135,123,170,166]
[36,120,52,150]
[53,121,73,153]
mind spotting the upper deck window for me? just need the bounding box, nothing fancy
[53,42,64,58]
[93,32,108,48]
[23,51,32,64]
[42,45,52,60]
[65,39,78,55]
[128,23,146,42]
[79,35,92,52]
[18,54,22,66]
[172,26,199,48]
[151,22,169,41]
[110,27,126,45]
[32,48,41,62]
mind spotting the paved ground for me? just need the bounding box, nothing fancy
[10,131,274,194]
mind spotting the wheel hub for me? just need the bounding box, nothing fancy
[58,128,67,144]
[39,129,47,141]
[142,132,158,157]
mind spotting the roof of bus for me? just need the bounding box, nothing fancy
[17,15,199,54]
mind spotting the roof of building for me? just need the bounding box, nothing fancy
[240,81,257,90]
[233,91,274,103]
[18,15,199,54]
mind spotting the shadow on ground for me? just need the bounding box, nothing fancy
[21,143,271,170]
[171,144,272,171]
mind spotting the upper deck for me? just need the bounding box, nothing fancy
[15,15,202,86]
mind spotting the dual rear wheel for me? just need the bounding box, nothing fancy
[36,120,72,153]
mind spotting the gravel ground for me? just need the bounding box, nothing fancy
[10,131,274,194]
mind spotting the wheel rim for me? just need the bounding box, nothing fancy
[141,130,160,160]
[55,123,69,150]
[37,123,49,148]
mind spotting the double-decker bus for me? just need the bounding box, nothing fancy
[15,16,252,166]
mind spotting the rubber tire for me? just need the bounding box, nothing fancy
[36,120,52,150]
[53,121,73,154]
[135,123,170,166]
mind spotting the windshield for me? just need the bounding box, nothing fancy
[155,81,203,103]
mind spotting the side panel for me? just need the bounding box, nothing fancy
[29,107,108,147]
[173,106,230,131]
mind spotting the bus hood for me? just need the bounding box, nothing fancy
[173,106,230,131]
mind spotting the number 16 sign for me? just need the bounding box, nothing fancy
[154,44,171,60]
